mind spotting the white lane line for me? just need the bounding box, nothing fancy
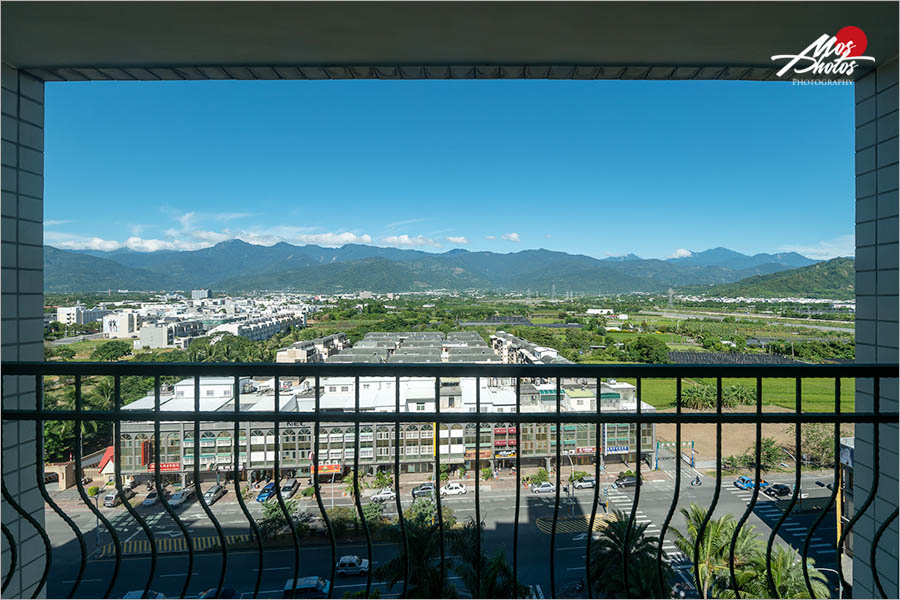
[566,567,586,571]
[62,579,104,584]
[160,572,200,578]
[254,567,291,571]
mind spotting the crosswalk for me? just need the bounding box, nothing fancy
[96,533,252,558]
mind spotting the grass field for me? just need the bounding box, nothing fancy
[610,377,854,412]
[607,332,686,343]
[529,317,559,324]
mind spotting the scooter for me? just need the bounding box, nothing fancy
[690,475,702,487]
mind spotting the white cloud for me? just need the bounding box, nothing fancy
[502,232,521,242]
[485,235,497,240]
[779,234,854,260]
[446,236,469,245]
[668,248,693,259]
[213,212,255,222]
[177,211,197,230]
[44,220,72,227]
[384,218,429,231]
[545,234,552,239]
[382,234,441,248]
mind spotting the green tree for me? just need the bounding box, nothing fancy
[374,516,455,598]
[257,498,311,540]
[326,505,358,537]
[528,468,549,485]
[403,498,456,528]
[361,501,385,530]
[719,546,829,599]
[90,340,132,361]
[373,469,393,490]
[670,504,762,599]
[624,336,669,364]
[481,467,492,481]
[588,511,674,598]
[449,519,525,598]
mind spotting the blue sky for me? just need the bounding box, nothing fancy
[44,79,855,260]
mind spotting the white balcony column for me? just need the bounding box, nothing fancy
[853,56,899,599]
[1,62,46,599]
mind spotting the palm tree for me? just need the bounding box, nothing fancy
[718,546,829,599]
[448,519,524,598]
[588,510,675,598]
[373,515,455,598]
[670,504,761,599]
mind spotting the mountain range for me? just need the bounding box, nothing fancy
[45,241,827,295]
[689,257,855,299]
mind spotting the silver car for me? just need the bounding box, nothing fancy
[169,486,195,507]
[371,488,396,503]
[530,482,556,494]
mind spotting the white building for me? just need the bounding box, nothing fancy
[56,305,110,325]
[103,312,141,339]
[208,313,303,342]
[191,289,212,300]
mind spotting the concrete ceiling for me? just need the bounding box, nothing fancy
[2,1,897,81]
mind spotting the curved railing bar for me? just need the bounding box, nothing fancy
[392,375,409,598]
[433,377,446,594]
[587,376,603,598]
[729,377,763,599]
[230,376,263,598]
[33,374,88,598]
[766,378,803,598]
[802,378,842,599]
[0,480,51,599]
[272,376,301,600]
[311,375,337,599]
[623,377,643,599]
[837,377,881,596]
[151,376,195,599]
[352,377,373,598]
[550,376,561,599]
[113,376,159,599]
[1,521,16,593]
[871,507,899,599]
[657,377,682,597]
[73,375,121,599]
[192,377,228,598]
[475,377,483,600]
[694,377,723,597]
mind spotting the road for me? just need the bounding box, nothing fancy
[640,310,854,334]
[41,470,842,598]
[48,332,106,346]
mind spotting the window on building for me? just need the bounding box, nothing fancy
[448,398,455,407]
[341,386,349,392]
[206,389,214,396]
[329,386,336,392]
[417,403,425,411]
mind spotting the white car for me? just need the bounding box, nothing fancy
[530,482,556,494]
[168,486,195,507]
[440,482,467,497]
[335,555,369,576]
[371,488,396,503]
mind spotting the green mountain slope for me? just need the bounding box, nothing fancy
[689,257,855,299]
[44,246,176,292]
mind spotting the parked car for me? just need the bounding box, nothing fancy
[203,484,227,505]
[169,486,195,507]
[43,472,59,484]
[764,483,792,498]
[281,478,300,499]
[614,476,638,489]
[573,476,596,489]
[371,487,396,503]
[335,555,369,575]
[440,482,467,497]
[256,482,277,502]
[142,490,168,507]
[123,591,165,599]
[283,576,330,599]
[530,482,555,494]
[411,483,435,499]
[524,584,545,599]
[103,487,136,507]
[734,476,769,490]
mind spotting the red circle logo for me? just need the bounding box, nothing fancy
[835,25,867,57]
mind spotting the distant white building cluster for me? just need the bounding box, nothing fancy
[276,333,350,363]
[490,331,573,365]
[208,313,304,342]
[56,305,110,325]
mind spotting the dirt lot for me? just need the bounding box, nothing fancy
[656,405,796,462]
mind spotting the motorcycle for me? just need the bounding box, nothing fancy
[690,476,702,487]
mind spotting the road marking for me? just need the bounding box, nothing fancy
[62,579,104,584]
[160,572,200,578]
[566,567,586,571]
[255,567,290,571]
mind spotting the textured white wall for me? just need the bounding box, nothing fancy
[854,56,899,599]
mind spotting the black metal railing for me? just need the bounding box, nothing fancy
[1,361,897,600]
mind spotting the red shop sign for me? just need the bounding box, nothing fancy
[494,440,508,447]
[147,462,181,472]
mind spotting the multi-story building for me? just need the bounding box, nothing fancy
[276,333,350,363]
[208,314,303,341]
[137,320,204,349]
[191,289,212,300]
[119,373,651,484]
[56,305,111,325]
[490,331,573,365]
[103,312,141,339]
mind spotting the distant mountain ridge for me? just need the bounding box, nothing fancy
[684,257,854,299]
[44,240,827,295]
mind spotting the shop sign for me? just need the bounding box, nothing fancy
[494,427,508,435]
[494,440,508,447]
[576,447,596,454]
[312,463,342,474]
[146,462,181,472]
[606,445,629,454]
[495,450,517,458]
[464,450,492,460]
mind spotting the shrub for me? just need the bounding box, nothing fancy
[301,486,316,498]
[327,505,358,537]
[481,467,492,481]
[569,470,590,482]
[88,486,100,497]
